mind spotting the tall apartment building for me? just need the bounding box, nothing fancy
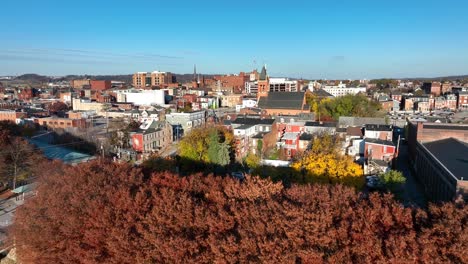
[133,71,175,88]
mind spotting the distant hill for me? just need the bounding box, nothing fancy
[404,75,468,81]
[15,74,51,83]
[14,73,219,84]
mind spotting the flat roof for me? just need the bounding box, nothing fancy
[423,138,468,181]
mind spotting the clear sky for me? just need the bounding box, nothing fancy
[1,0,467,79]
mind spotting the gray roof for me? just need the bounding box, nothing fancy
[312,89,334,97]
[305,121,337,128]
[259,66,268,81]
[338,116,387,128]
[365,138,395,146]
[232,117,275,125]
[423,138,468,181]
[365,124,392,131]
[258,92,306,110]
[235,124,255,130]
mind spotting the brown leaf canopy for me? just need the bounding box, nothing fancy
[13,160,467,264]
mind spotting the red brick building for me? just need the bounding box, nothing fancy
[131,121,173,154]
[36,117,87,129]
[407,121,468,162]
[364,138,396,162]
[214,72,249,93]
[17,88,36,101]
[457,91,468,110]
[90,80,112,91]
[391,92,402,102]
[422,82,441,96]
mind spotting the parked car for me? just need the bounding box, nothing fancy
[366,175,384,190]
[230,171,245,181]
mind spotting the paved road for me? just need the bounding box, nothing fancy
[395,144,427,208]
[0,193,25,247]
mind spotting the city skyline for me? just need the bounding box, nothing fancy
[1,0,468,79]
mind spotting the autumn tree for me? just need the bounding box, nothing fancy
[47,101,69,114]
[292,134,364,188]
[0,127,43,189]
[13,159,467,263]
[178,126,234,170]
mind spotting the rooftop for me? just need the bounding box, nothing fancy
[232,117,275,125]
[365,124,392,131]
[365,138,395,146]
[235,124,255,130]
[347,126,363,137]
[305,121,337,127]
[423,138,468,181]
[258,92,306,110]
[338,116,387,127]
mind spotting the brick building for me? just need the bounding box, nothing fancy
[422,82,441,96]
[90,80,112,91]
[36,117,87,129]
[70,79,91,89]
[131,121,173,153]
[17,88,36,101]
[441,82,452,94]
[133,71,175,88]
[391,91,402,102]
[456,91,468,110]
[407,121,468,162]
[258,92,309,115]
[364,138,396,162]
[214,72,249,94]
[364,124,393,141]
[0,110,27,122]
[414,138,468,202]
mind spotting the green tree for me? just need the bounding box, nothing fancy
[379,170,406,193]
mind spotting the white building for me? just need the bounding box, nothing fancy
[116,89,165,106]
[233,124,257,137]
[245,81,258,94]
[165,110,206,133]
[269,78,298,92]
[322,82,366,97]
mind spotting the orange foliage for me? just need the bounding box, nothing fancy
[12,160,467,263]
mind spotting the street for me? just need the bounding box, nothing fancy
[395,144,427,208]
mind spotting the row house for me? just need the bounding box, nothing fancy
[230,116,277,158]
[233,124,257,159]
[456,91,468,110]
[221,94,243,108]
[131,120,173,154]
[433,95,457,111]
[198,96,218,109]
[390,91,402,102]
[364,138,396,162]
[304,121,337,135]
[364,124,393,141]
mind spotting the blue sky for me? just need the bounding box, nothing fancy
[1,0,467,79]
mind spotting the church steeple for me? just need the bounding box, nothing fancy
[193,64,197,82]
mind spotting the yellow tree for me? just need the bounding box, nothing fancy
[292,135,364,188]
